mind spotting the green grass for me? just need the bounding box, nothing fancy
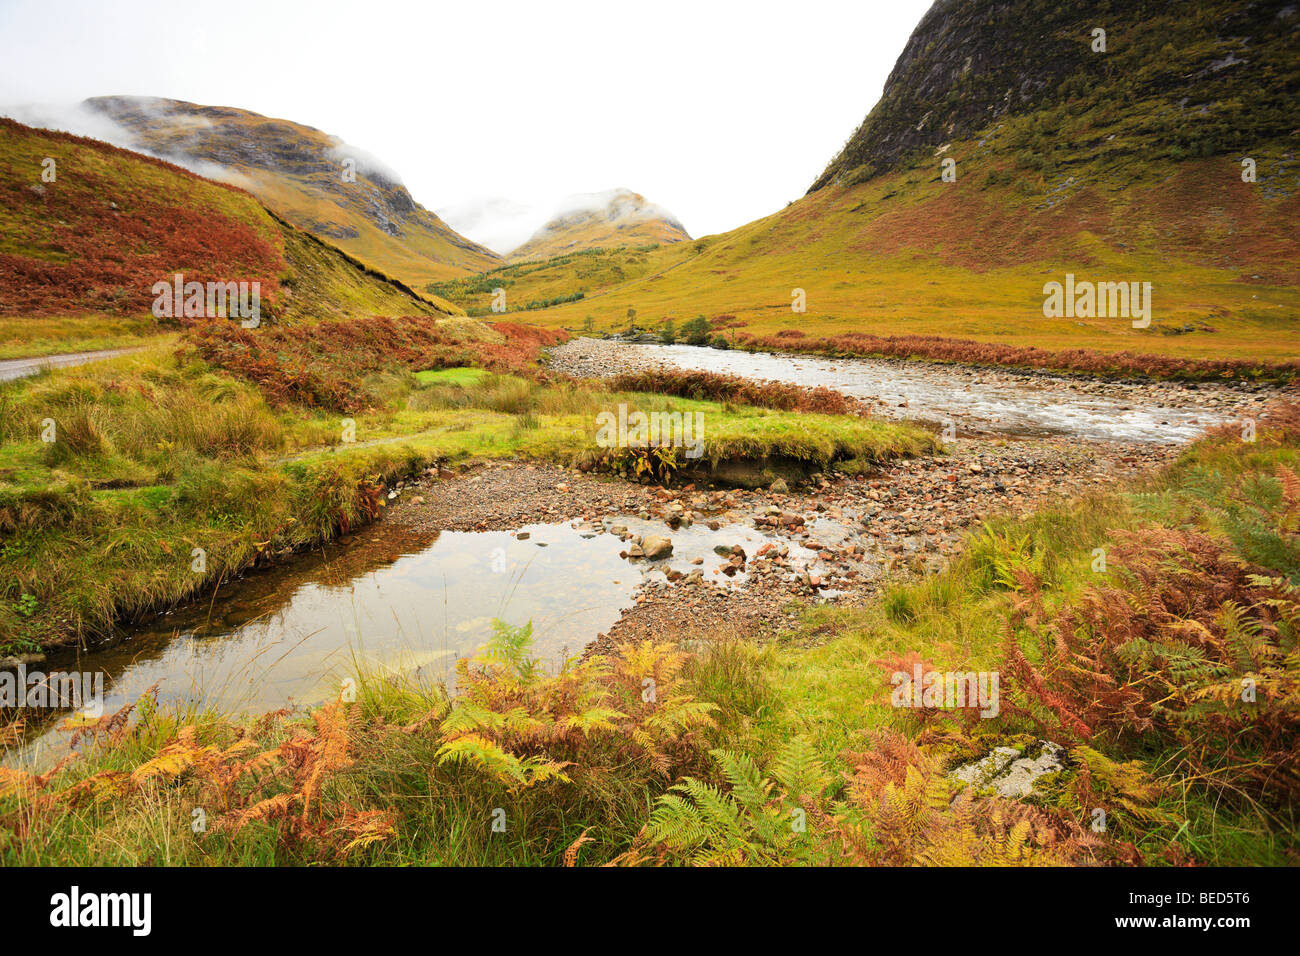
[0,346,933,652]
[736,424,1300,865]
[413,366,487,386]
[0,317,162,360]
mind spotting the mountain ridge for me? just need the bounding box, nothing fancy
[81,95,503,286]
[812,0,1300,191]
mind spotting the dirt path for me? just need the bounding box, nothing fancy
[0,347,143,383]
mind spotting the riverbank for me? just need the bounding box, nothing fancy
[4,404,1295,866]
[0,331,934,654]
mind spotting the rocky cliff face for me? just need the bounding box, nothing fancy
[812,0,1300,190]
[83,96,501,284]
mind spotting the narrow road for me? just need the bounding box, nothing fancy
[0,347,143,383]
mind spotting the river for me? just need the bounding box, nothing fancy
[547,337,1280,444]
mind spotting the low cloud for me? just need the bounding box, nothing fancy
[436,197,548,255]
[326,140,405,188]
[2,100,140,150]
[1,99,256,190]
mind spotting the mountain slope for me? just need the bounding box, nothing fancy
[508,189,689,262]
[812,0,1299,191]
[0,118,449,353]
[482,0,1300,370]
[82,96,502,286]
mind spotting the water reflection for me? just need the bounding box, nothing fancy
[8,514,822,765]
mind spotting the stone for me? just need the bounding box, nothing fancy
[642,534,673,560]
[949,742,1065,799]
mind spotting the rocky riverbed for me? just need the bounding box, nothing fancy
[547,336,1287,443]
[388,434,1175,652]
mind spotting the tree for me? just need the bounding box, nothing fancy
[682,315,710,346]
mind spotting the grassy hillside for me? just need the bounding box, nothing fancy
[0,119,455,357]
[0,117,285,318]
[438,152,1300,370]
[445,0,1300,373]
[84,96,503,286]
[273,220,451,324]
[426,244,672,316]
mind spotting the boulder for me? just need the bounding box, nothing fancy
[949,742,1065,799]
[642,534,673,560]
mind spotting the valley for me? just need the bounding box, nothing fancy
[0,0,1296,875]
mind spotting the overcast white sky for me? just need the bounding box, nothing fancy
[0,0,932,239]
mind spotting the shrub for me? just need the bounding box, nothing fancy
[681,316,711,346]
[188,317,567,412]
[607,368,861,415]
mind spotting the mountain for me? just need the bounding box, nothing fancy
[0,117,448,343]
[811,0,1299,191]
[507,188,689,262]
[80,96,502,287]
[473,0,1300,370]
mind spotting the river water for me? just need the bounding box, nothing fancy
[9,514,826,765]
[547,338,1277,444]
